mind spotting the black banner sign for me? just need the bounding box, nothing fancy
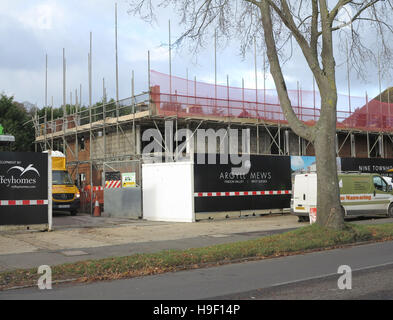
[105,171,121,181]
[194,154,291,212]
[0,151,48,225]
[341,157,393,178]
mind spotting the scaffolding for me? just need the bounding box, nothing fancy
[150,70,393,133]
[34,93,149,157]
[33,71,393,194]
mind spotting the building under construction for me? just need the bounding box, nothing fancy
[33,70,393,190]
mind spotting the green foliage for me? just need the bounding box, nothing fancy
[36,104,89,120]
[0,94,35,151]
[0,92,121,153]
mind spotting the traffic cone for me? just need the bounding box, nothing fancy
[93,200,101,217]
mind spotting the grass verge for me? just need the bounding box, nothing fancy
[2,222,393,290]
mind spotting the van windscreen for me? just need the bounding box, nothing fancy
[53,170,74,185]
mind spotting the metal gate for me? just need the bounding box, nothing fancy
[103,160,142,219]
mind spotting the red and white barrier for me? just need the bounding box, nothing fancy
[105,180,121,189]
[309,207,317,224]
[0,200,49,206]
[194,190,291,197]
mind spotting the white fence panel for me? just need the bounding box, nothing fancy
[142,162,194,222]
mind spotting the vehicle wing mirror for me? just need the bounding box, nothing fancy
[389,185,392,192]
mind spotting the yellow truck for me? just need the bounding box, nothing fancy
[45,151,80,215]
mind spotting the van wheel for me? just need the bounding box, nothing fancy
[70,210,77,216]
[298,216,309,223]
[388,204,393,218]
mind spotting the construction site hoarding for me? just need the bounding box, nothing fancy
[341,157,393,178]
[142,162,195,222]
[193,154,291,213]
[0,151,49,226]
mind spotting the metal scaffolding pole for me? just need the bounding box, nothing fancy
[115,3,119,103]
[214,30,217,105]
[263,51,266,119]
[44,54,48,150]
[148,50,151,92]
[254,37,258,117]
[115,3,120,155]
[132,70,136,155]
[389,86,391,128]
[194,76,196,105]
[62,48,66,154]
[186,68,189,113]
[313,76,316,120]
[89,32,93,214]
[44,109,47,150]
[45,54,48,109]
[75,87,79,188]
[346,40,352,115]
[169,20,172,99]
[51,96,54,150]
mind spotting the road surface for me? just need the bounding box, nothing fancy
[1,240,393,300]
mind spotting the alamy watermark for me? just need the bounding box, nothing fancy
[37,265,52,290]
[142,121,251,175]
[337,265,352,290]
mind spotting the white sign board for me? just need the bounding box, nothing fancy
[122,172,136,188]
[142,162,195,222]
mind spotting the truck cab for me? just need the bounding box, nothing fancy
[45,151,80,215]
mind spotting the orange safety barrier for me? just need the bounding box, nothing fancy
[150,70,393,133]
[79,185,104,214]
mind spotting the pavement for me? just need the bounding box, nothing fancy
[1,213,392,273]
[0,213,304,272]
[2,239,393,299]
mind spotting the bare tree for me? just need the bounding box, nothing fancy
[129,0,393,230]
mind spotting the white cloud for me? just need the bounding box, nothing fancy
[17,3,64,31]
[124,44,169,63]
[232,69,276,90]
[291,156,305,170]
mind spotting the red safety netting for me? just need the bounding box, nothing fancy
[150,70,393,132]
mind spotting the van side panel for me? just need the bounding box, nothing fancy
[339,175,372,215]
[339,175,391,216]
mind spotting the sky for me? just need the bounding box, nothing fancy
[0,0,391,110]
[291,156,316,171]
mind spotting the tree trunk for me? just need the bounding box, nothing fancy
[314,93,345,230]
[257,0,345,230]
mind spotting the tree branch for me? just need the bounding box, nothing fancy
[330,0,380,32]
[258,0,315,142]
[310,0,319,58]
[329,0,352,24]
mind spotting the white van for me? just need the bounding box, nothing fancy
[291,173,393,222]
